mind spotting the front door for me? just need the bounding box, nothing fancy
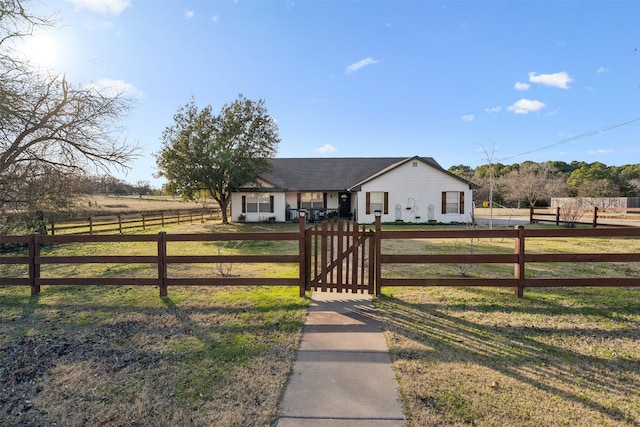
[338,192,351,219]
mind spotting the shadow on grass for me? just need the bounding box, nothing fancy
[0,285,309,426]
[376,287,640,425]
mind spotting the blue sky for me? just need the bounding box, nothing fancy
[22,0,640,186]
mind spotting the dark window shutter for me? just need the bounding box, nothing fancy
[270,195,274,213]
[297,193,301,209]
[323,192,328,208]
[242,195,246,214]
[366,192,371,215]
[459,191,465,214]
[441,192,446,214]
[384,192,389,214]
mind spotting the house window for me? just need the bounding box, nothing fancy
[366,191,389,214]
[441,191,465,214]
[243,193,274,213]
[300,192,324,209]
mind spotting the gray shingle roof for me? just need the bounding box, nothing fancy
[254,156,465,192]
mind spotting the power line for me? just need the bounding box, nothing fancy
[497,117,640,163]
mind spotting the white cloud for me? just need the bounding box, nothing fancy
[67,0,131,16]
[514,82,530,91]
[315,144,337,155]
[485,106,502,113]
[507,98,545,114]
[461,114,474,122]
[86,78,143,98]
[184,10,195,19]
[528,71,574,89]
[211,15,219,23]
[588,149,614,155]
[596,66,609,73]
[345,58,380,75]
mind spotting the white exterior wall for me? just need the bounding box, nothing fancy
[356,161,473,224]
[325,192,339,209]
[231,192,286,222]
[230,192,243,222]
[231,191,342,222]
[285,193,298,210]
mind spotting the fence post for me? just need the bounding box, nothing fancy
[592,207,598,228]
[514,225,525,298]
[158,231,168,297]
[374,213,382,296]
[142,214,146,231]
[555,207,560,226]
[89,217,93,235]
[367,226,375,295]
[161,212,165,228]
[298,212,307,297]
[29,233,41,296]
[118,215,122,234]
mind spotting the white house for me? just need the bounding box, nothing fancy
[230,156,475,223]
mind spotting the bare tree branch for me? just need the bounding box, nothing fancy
[0,1,138,232]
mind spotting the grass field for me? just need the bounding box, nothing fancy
[0,284,308,426]
[377,286,640,426]
[76,195,208,215]
[1,216,639,426]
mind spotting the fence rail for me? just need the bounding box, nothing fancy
[1,216,639,298]
[530,206,640,227]
[47,208,221,235]
[1,224,304,297]
[375,221,640,297]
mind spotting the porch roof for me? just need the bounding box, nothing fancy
[255,156,459,192]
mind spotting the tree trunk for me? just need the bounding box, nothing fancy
[217,195,230,224]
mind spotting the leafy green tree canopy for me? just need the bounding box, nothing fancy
[155,95,280,223]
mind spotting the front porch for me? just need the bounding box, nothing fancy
[285,208,340,222]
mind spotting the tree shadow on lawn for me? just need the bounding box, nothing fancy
[376,287,640,425]
[0,285,308,426]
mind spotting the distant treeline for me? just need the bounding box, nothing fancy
[75,175,159,196]
[448,160,640,208]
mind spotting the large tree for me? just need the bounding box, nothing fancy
[156,96,280,224]
[498,161,566,207]
[0,0,138,233]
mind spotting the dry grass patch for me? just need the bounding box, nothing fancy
[0,285,308,426]
[376,286,640,426]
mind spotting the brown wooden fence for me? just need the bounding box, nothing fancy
[374,219,640,297]
[530,206,640,228]
[0,218,305,298]
[1,216,639,298]
[47,208,220,235]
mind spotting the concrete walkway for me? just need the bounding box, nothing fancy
[276,291,405,426]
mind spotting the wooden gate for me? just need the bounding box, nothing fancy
[304,219,376,294]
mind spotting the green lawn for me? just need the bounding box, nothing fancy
[377,286,640,426]
[1,221,639,426]
[0,284,308,426]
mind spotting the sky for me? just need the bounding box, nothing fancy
[19,0,640,187]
